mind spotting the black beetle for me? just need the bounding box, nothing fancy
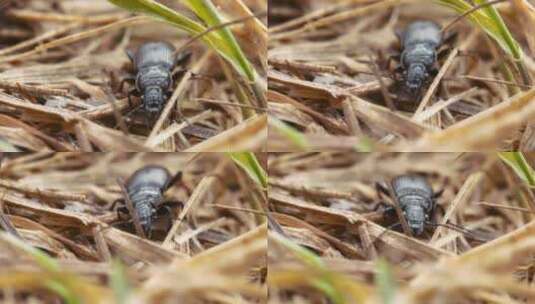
[113,165,183,238]
[389,174,438,235]
[123,42,191,119]
[398,21,443,95]
[376,174,440,236]
[375,174,487,241]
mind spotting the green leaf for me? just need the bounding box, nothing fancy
[228,152,268,188]
[498,152,535,186]
[375,259,396,304]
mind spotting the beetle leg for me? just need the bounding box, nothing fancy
[175,51,192,67]
[118,75,136,93]
[373,201,396,217]
[171,68,188,82]
[437,31,457,61]
[144,115,153,128]
[110,199,130,221]
[434,203,446,217]
[386,52,401,67]
[437,48,451,61]
[375,181,391,199]
[164,171,183,192]
[109,198,124,211]
[433,188,445,200]
[127,88,141,108]
[365,222,401,253]
[126,49,135,63]
[442,31,458,47]
[156,205,174,232]
[394,28,404,43]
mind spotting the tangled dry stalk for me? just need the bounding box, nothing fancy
[0,152,267,303]
[0,0,267,152]
[268,152,535,303]
[268,0,535,151]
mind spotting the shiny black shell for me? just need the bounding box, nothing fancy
[400,21,442,92]
[125,165,171,235]
[133,42,175,71]
[391,174,435,235]
[401,21,442,52]
[126,165,171,194]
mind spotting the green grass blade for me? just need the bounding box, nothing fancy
[355,137,374,152]
[272,233,346,304]
[269,117,309,150]
[436,0,530,85]
[375,259,396,304]
[435,0,521,59]
[0,138,20,152]
[108,0,206,35]
[474,0,521,59]
[498,152,535,186]
[111,260,131,304]
[1,233,60,272]
[45,281,80,304]
[182,0,256,82]
[0,233,85,304]
[107,0,255,81]
[228,152,267,188]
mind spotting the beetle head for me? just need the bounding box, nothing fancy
[143,86,166,114]
[405,63,427,93]
[404,203,426,236]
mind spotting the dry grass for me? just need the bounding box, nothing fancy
[268,152,535,303]
[268,0,535,151]
[0,152,267,303]
[0,0,267,152]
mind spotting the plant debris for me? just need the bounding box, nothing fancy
[268,1,535,151]
[0,0,267,152]
[0,152,267,303]
[268,152,535,303]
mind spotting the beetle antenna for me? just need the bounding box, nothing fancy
[425,221,489,242]
[364,222,402,254]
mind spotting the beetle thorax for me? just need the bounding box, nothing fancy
[136,66,171,90]
[128,186,162,209]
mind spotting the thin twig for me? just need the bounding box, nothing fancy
[116,177,146,239]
